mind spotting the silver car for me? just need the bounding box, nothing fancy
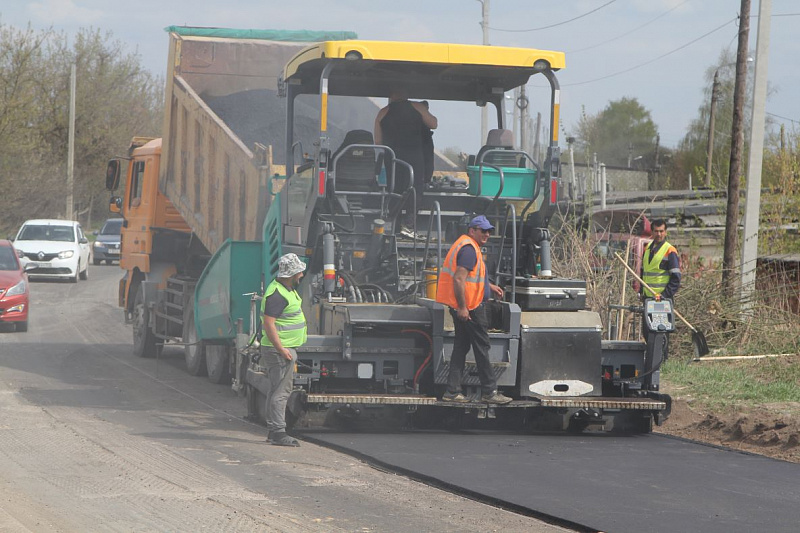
[92,218,123,265]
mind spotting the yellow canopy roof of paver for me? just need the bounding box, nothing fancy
[282,40,565,101]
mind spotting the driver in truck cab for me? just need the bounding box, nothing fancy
[260,253,307,447]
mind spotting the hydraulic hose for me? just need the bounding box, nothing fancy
[403,328,433,391]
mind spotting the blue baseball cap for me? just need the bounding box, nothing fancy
[469,215,495,231]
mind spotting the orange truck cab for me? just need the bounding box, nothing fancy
[106,137,192,318]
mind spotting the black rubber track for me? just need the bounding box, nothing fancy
[299,429,800,533]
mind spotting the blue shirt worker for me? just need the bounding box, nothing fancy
[436,215,512,405]
[260,253,307,447]
[640,219,681,300]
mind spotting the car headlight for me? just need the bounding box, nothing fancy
[6,279,26,296]
[93,241,103,249]
[58,250,74,259]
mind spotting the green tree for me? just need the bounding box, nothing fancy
[675,50,740,190]
[0,24,163,234]
[572,97,658,168]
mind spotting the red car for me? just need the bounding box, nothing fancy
[0,239,34,332]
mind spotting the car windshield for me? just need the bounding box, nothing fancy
[0,246,19,270]
[100,219,123,235]
[17,225,75,242]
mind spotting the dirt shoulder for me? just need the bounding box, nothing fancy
[656,382,800,463]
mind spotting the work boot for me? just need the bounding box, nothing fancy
[268,431,300,447]
[441,392,469,403]
[481,391,513,405]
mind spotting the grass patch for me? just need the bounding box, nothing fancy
[662,357,800,409]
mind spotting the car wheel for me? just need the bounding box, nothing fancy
[15,321,28,333]
[206,344,231,384]
[132,284,158,357]
[71,263,79,283]
[80,262,88,280]
[183,296,207,376]
[105,259,114,265]
[93,258,102,266]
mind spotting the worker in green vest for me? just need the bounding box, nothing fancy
[260,253,307,447]
[639,219,681,300]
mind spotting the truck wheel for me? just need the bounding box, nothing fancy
[93,258,102,266]
[132,285,158,358]
[183,299,207,376]
[206,344,231,384]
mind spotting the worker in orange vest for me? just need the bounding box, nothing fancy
[436,215,512,405]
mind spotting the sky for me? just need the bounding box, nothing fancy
[2,0,798,156]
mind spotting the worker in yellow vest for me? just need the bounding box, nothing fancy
[436,215,512,405]
[260,253,307,447]
[640,219,681,300]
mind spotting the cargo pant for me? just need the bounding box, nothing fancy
[447,303,496,396]
[259,346,297,433]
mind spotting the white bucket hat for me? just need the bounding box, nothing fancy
[278,253,306,278]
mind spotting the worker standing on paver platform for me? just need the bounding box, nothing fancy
[638,218,681,300]
[260,253,307,447]
[436,215,512,405]
[374,87,438,239]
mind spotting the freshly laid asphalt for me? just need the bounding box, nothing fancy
[300,429,800,533]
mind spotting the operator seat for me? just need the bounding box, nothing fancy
[331,129,379,193]
[474,128,521,168]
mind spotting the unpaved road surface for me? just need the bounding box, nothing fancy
[0,266,570,532]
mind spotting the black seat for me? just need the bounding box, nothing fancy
[331,130,379,192]
[475,129,521,168]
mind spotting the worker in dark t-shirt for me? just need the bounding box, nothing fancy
[259,253,307,447]
[375,88,437,239]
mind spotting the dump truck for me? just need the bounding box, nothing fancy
[107,30,675,432]
[105,27,366,381]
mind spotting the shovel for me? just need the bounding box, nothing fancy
[613,252,710,357]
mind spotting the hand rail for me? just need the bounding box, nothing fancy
[420,200,443,298]
[494,203,518,305]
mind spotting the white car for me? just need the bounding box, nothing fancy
[14,219,91,283]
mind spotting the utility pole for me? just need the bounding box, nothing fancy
[66,63,76,221]
[721,0,751,298]
[705,70,720,188]
[740,0,772,308]
[478,0,490,144]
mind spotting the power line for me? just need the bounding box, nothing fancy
[488,0,616,33]
[766,112,799,124]
[568,0,691,54]
[563,17,737,87]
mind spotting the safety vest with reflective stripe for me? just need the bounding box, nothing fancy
[436,234,486,311]
[260,280,307,348]
[642,240,678,297]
